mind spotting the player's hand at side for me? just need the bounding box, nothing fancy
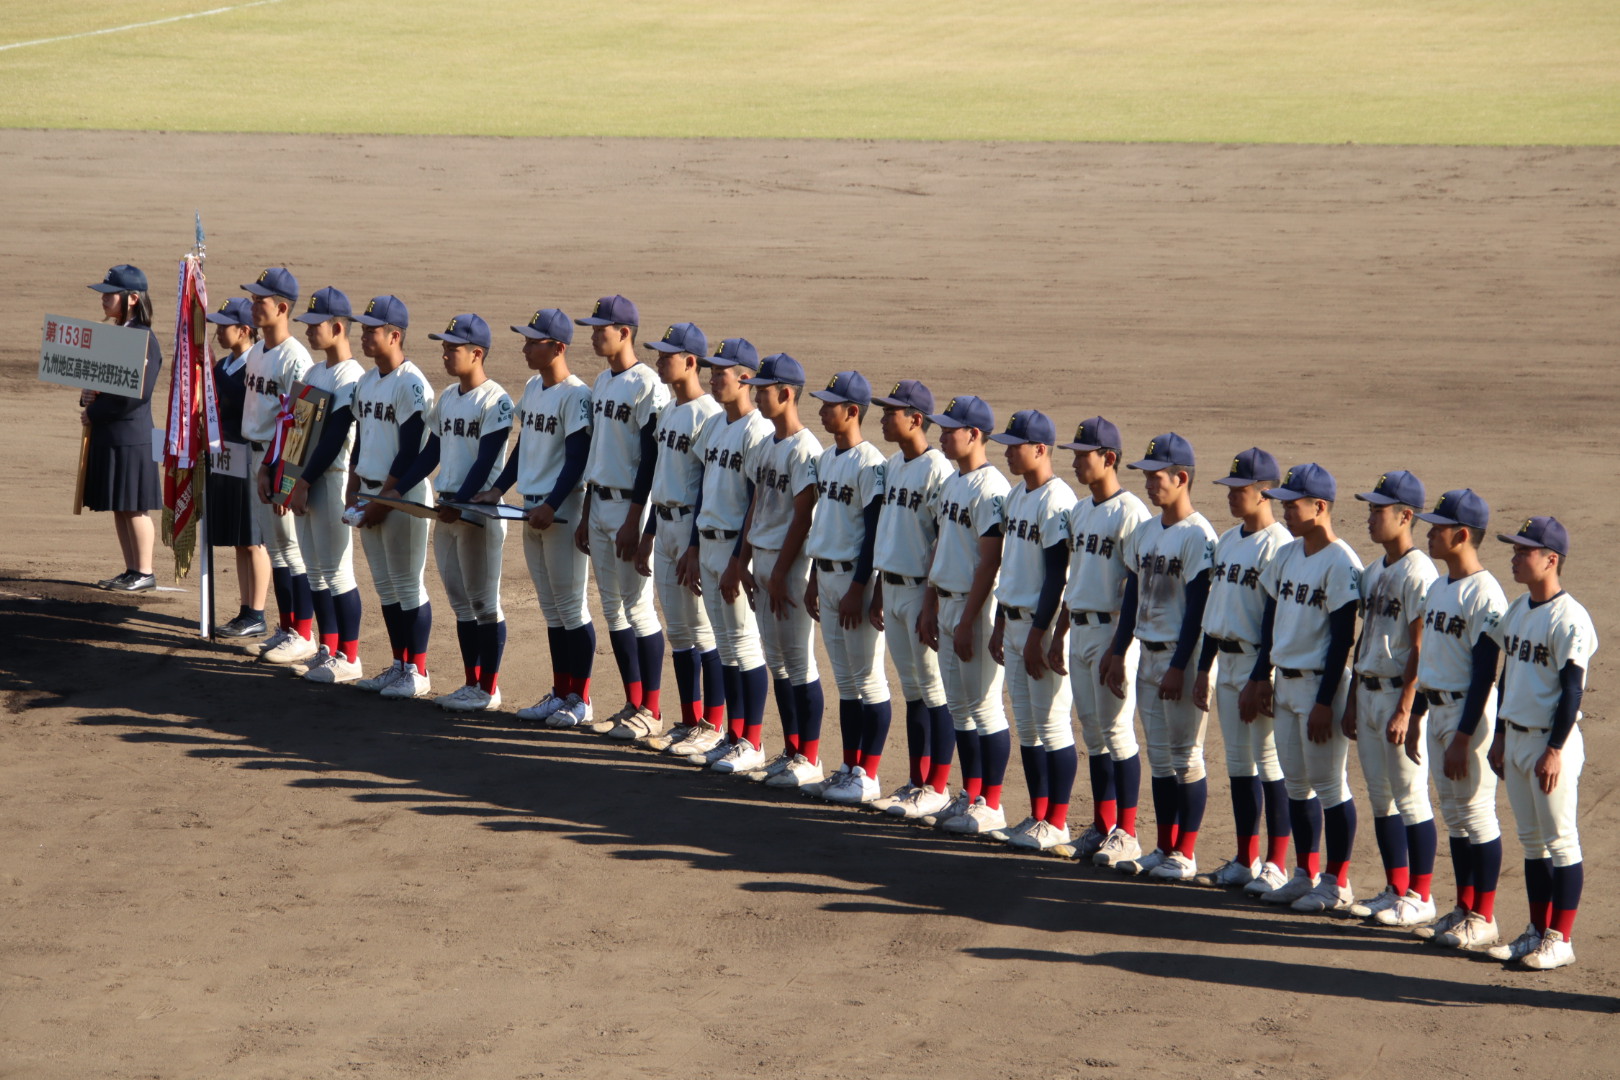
[721,557,744,604]
[614,515,641,562]
[1159,665,1185,702]
[918,604,940,653]
[573,518,590,555]
[1403,716,1424,765]
[1341,687,1358,740]
[1021,627,1048,680]
[1046,636,1067,677]
[804,572,820,623]
[1535,746,1562,794]
[1101,653,1127,701]
[988,620,1005,667]
[765,570,796,618]
[739,565,757,606]
[1487,733,1506,778]
[634,534,654,577]
[868,596,885,633]
[677,546,702,594]
[256,465,274,505]
[284,478,310,517]
[1385,707,1410,748]
[1306,702,1334,744]
[838,583,865,631]
[1193,672,1211,713]
[1442,733,1471,781]
[527,503,556,531]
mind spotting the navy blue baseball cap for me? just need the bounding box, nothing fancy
[928,395,995,432]
[810,370,873,406]
[1498,515,1570,557]
[353,294,409,329]
[703,337,760,371]
[1127,432,1196,472]
[645,322,708,356]
[1266,463,1337,503]
[1214,447,1282,487]
[242,267,299,302]
[293,286,353,324]
[1058,416,1123,453]
[1416,488,1490,530]
[89,264,148,293]
[511,308,573,343]
[575,294,639,327]
[429,313,493,350]
[989,409,1057,446]
[205,297,254,327]
[1355,470,1426,508]
[742,352,806,388]
[872,379,934,414]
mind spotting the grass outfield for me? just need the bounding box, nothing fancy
[1,0,1616,144]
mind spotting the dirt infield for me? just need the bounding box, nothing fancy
[2,131,1618,1079]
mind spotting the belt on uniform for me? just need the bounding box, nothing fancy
[1278,667,1321,679]
[358,476,383,489]
[816,558,855,573]
[1506,721,1549,735]
[700,528,739,541]
[591,485,635,501]
[1070,610,1113,627]
[250,440,268,452]
[934,587,959,599]
[1423,689,1465,706]
[1359,675,1405,691]
[1216,638,1251,654]
[1002,606,1029,621]
[1141,640,1172,653]
[654,504,693,521]
[882,571,925,586]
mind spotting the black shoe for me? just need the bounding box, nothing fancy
[97,570,135,590]
[215,614,268,638]
[109,572,156,593]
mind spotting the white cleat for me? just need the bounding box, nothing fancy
[1200,858,1261,888]
[433,684,480,709]
[1118,847,1169,877]
[643,722,696,751]
[1435,911,1499,951]
[667,724,719,756]
[261,632,319,666]
[516,692,567,723]
[1243,861,1289,896]
[712,740,766,774]
[548,695,593,728]
[249,627,292,657]
[356,660,405,693]
[609,706,662,740]
[695,738,737,766]
[941,797,1006,835]
[379,663,432,699]
[588,702,635,735]
[1008,820,1071,851]
[1149,851,1199,881]
[290,645,330,677]
[1072,824,1109,860]
[1413,905,1469,941]
[1487,924,1543,962]
[1291,877,1354,914]
[442,686,501,713]
[886,785,951,819]
[747,749,797,782]
[1350,885,1402,920]
[825,766,881,805]
[931,789,974,827]
[1521,928,1575,970]
[1376,891,1438,928]
[765,754,825,789]
[871,782,916,814]
[1092,827,1142,869]
[1260,868,1320,905]
[803,763,853,800]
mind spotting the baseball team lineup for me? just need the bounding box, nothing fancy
[83,262,1597,974]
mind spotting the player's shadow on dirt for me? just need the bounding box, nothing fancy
[4,584,1616,1015]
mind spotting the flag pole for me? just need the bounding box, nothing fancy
[192,213,214,640]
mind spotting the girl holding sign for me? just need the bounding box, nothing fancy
[83,264,164,592]
[204,297,272,637]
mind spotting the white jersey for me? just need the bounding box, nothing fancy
[1354,547,1439,678]
[352,360,434,485]
[583,363,670,491]
[241,336,314,443]
[874,447,952,577]
[1492,591,1599,728]
[1204,520,1291,645]
[694,409,773,533]
[300,356,364,470]
[1123,513,1218,644]
[514,373,593,498]
[929,464,1010,595]
[1414,570,1508,693]
[650,395,723,508]
[748,428,821,551]
[430,379,514,498]
[806,441,886,563]
[1064,488,1152,614]
[994,476,1077,612]
[1261,538,1364,672]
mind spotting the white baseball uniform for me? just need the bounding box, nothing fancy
[515,373,593,631]
[691,409,773,673]
[650,395,723,652]
[584,364,670,636]
[874,447,953,706]
[806,440,888,704]
[292,357,364,598]
[429,380,513,625]
[1204,520,1291,779]
[353,360,434,609]
[242,336,314,574]
[930,463,1010,736]
[1353,548,1439,823]
[749,427,822,685]
[1065,489,1153,761]
[996,476,1077,750]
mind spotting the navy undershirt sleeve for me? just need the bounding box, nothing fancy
[296,405,353,484]
[688,482,704,548]
[1198,634,1219,674]
[1250,597,1278,681]
[1314,601,1358,706]
[630,417,657,503]
[1110,570,1139,656]
[853,495,883,585]
[1457,635,1502,736]
[393,434,440,496]
[1549,661,1585,750]
[1171,569,1211,671]
[451,429,508,502]
[387,414,426,481]
[492,433,520,494]
[545,428,591,511]
[731,479,755,558]
[1032,542,1069,631]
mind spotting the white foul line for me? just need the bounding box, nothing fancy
[0,0,284,54]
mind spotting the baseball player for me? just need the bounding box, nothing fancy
[482,308,594,729]
[922,396,1013,834]
[572,296,671,733]
[1407,489,1508,943]
[1242,464,1363,913]
[868,380,956,818]
[1343,471,1440,923]
[1103,434,1217,880]
[633,322,726,746]
[281,287,366,683]
[681,338,775,765]
[238,268,316,665]
[1190,448,1293,892]
[1486,516,1596,970]
[348,295,436,700]
[1044,417,1151,863]
[987,409,1076,851]
[387,314,514,711]
[803,370,887,798]
[721,353,822,777]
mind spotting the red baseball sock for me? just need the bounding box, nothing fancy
[577,676,591,703]
[800,738,820,766]
[464,664,480,687]
[1120,806,1138,837]
[1266,834,1290,867]
[409,651,428,676]
[983,783,1003,811]
[341,640,359,664]
[1301,850,1321,877]
[705,704,726,729]
[1474,889,1497,921]
[624,681,643,708]
[926,763,952,793]
[1237,835,1260,867]
[642,688,661,718]
[1175,830,1199,858]
[1030,796,1049,821]
[394,645,408,663]
[1531,901,1553,934]
[784,732,801,755]
[1096,799,1117,832]
[844,745,861,767]
[321,632,339,655]
[1411,872,1433,902]
[1156,822,1178,854]
[1326,860,1350,888]
[729,715,746,740]
[963,776,984,800]
[1389,866,1411,896]
[293,617,314,641]
[1047,802,1070,831]
[1550,908,1577,940]
[680,699,699,726]
[1457,884,1476,912]
[743,724,764,750]
[480,670,499,695]
[911,755,929,788]
[860,751,882,777]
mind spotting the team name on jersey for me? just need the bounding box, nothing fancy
[706,445,747,472]
[357,399,399,423]
[1500,633,1553,667]
[761,464,794,493]
[595,399,640,424]
[1276,579,1328,608]
[1423,606,1489,639]
[439,417,482,439]
[245,373,280,396]
[521,409,563,435]
[1362,592,1405,620]
[817,479,859,506]
[657,427,694,453]
[1212,560,1263,590]
[884,485,927,512]
[1006,515,1043,544]
[939,497,981,529]
[1071,530,1118,559]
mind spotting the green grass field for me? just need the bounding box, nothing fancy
[1,0,1615,144]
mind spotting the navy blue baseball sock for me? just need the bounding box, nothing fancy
[309,587,336,652]
[793,680,825,764]
[956,727,984,797]
[1151,774,1180,853]
[773,677,799,753]
[904,699,928,786]
[740,665,769,747]
[1043,745,1079,829]
[1174,776,1208,857]
[671,647,699,726]
[1406,818,1438,900]
[699,648,725,727]
[1550,862,1583,940]
[271,566,294,629]
[839,699,862,766]
[407,601,432,675]
[1020,744,1050,821]
[635,631,665,716]
[1290,797,1323,875]
[455,619,480,686]
[1114,753,1142,836]
[1373,814,1410,893]
[1262,778,1291,865]
[1450,835,1476,911]
[859,700,892,776]
[607,627,640,706]
[1470,836,1503,920]
[1090,753,1116,831]
[1524,857,1555,932]
[980,729,1011,810]
[1324,799,1357,885]
[333,588,362,662]
[1231,775,1263,865]
[475,620,506,693]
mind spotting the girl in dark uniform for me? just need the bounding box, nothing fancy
[205,298,272,637]
[83,264,163,592]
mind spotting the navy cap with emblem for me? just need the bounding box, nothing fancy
[989,409,1057,446]
[1213,447,1282,487]
[205,297,254,327]
[742,353,807,387]
[928,395,995,432]
[703,337,760,371]
[429,313,493,350]
[575,294,639,327]
[810,370,873,406]
[242,267,299,302]
[1416,488,1490,530]
[293,286,353,325]
[89,264,148,294]
[1265,462,1337,503]
[1355,469,1425,508]
[1127,432,1196,472]
[1058,415,1123,453]
[645,322,708,356]
[1497,514,1570,556]
[872,379,935,414]
[353,294,410,329]
[511,308,573,343]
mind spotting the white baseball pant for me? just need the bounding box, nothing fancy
[1214,643,1281,779]
[1503,722,1583,866]
[1069,618,1139,760]
[1004,612,1074,750]
[588,496,659,636]
[1354,681,1433,825]
[1136,644,1208,783]
[1425,693,1501,844]
[884,578,945,706]
[938,593,1007,735]
[1272,667,1352,807]
[521,492,589,630]
[698,534,764,672]
[292,467,356,595]
[252,444,304,574]
[815,564,888,703]
[357,479,430,608]
[654,513,716,652]
[751,546,818,685]
[434,515,507,624]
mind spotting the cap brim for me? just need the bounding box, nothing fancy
[1354,492,1400,504]
[988,433,1030,445]
[928,413,970,428]
[204,312,244,325]
[1127,458,1177,471]
[241,283,278,297]
[428,333,475,345]
[293,312,341,324]
[576,316,636,327]
[701,357,744,368]
[1497,533,1549,548]
[88,282,123,293]
[511,325,565,341]
[1058,441,1104,452]
[809,390,859,403]
[1213,475,1271,487]
[1416,512,1463,526]
[1263,487,1310,501]
[872,396,923,410]
[352,314,389,327]
[645,341,694,353]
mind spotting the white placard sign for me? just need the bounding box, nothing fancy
[38,315,150,399]
[211,440,248,479]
